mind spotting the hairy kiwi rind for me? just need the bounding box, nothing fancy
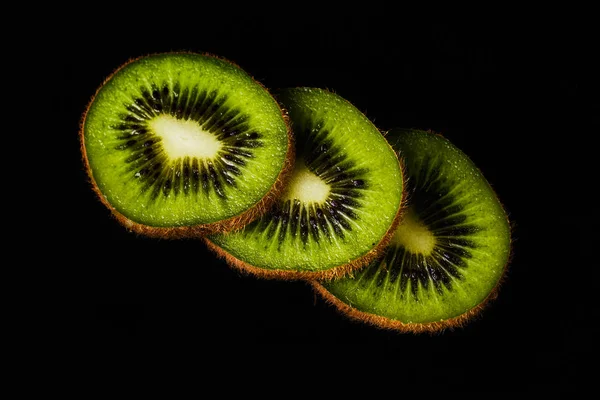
[79,52,295,239]
[204,184,404,281]
[310,128,513,333]
[310,269,506,334]
[204,90,407,280]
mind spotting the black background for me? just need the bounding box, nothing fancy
[61,14,596,392]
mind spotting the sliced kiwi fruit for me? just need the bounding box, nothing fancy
[312,128,511,333]
[80,53,293,238]
[205,88,404,279]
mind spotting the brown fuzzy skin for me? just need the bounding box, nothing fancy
[204,130,408,281]
[311,235,513,334]
[309,128,515,334]
[79,52,295,239]
[310,279,499,334]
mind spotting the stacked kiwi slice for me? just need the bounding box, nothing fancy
[206,88,404,279]
[80,53,293,238]
[312,129,511,332]
[81,52,511,333]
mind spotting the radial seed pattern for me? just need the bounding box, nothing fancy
[250,118,370,249]
[206,88,404,279]
[81,53,291,235]
[316,129,511,331]
[113,85,263,201]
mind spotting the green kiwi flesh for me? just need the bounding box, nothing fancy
[81,53,293,238]
[206,88,404,279]
[313,128,511,332]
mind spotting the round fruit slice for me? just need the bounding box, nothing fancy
[206,88,404,279]
[80,53,293,238]
[312,128,512,333]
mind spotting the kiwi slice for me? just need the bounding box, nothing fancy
[312,128,511,332]
[80,53,293,238]
[206,88,404,279]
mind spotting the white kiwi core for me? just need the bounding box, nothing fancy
[149,114,223,159]
[392,208,436,255]
[282,163,331,204]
